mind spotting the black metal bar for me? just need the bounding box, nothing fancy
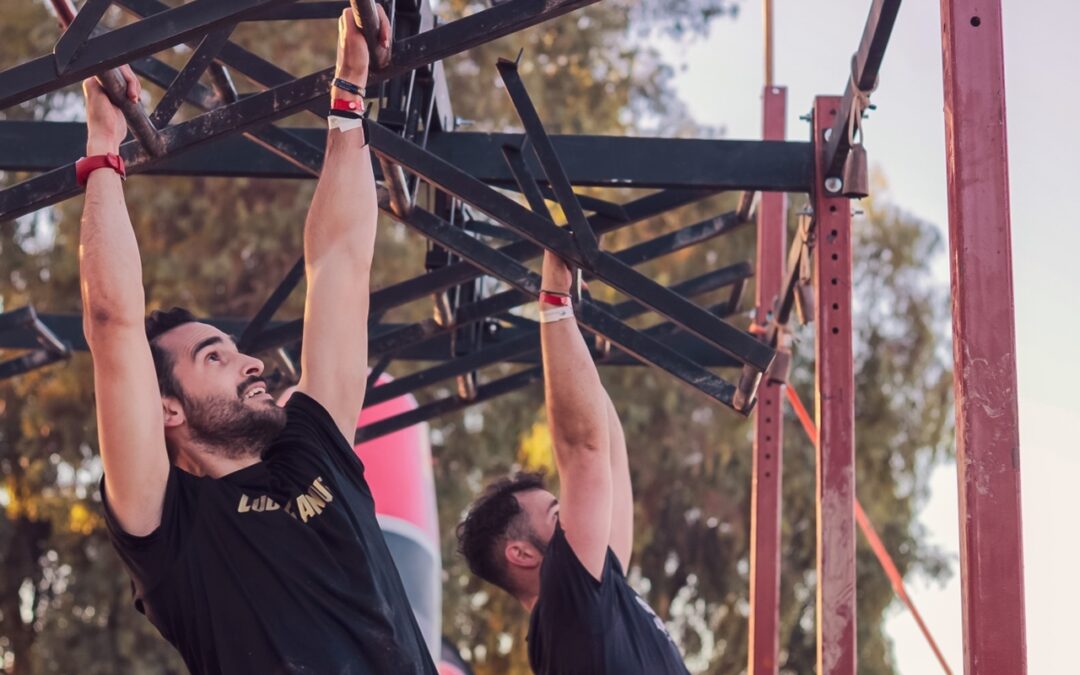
[464,220,521,241]
[253,1,348,20]
[821,0,902,180]
[5,309,746,370]
[365,261,753,407]
[0,122,809,189]
[0,349,68,381]
[242,189,714,353]
[133,56,224,111]
[502,143,554,219]
[727,278,747,315]
[52,0,113,72]
[366,121,776,375]
[737,190,756,222]
[51,0,168,157]
[238,257,306,352]
[0,305,71,381]
[365,353,393,390]
[365,333,539,408]
[367,215,750,361]
[0,68,333,223]
[150,26,236,128]
[115,0,327,119]
[380,202,750,412]
[497,58,598,257]
[355,366,543,443]
[0,0,300,110]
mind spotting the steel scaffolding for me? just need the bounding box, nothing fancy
[0,1,1026,672]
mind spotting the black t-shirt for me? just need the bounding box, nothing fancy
[527,525,690,675]
[102,392,438,675]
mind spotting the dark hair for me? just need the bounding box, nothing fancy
[145,307,198,400]
[456,472,546,594]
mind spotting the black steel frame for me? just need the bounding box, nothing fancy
[0,0,900,438]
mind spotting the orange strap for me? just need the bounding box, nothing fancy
[784,386,954,675]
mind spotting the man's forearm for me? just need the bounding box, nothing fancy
[80,172,146,329]
[303,123,378,268]
[540,258,609,455]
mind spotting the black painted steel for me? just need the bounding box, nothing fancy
[821,0,901,180]
[366,121,776,374]
[0,122,808,189]
[498,59,599,258]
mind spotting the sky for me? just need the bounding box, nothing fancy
[657,1,1080,673]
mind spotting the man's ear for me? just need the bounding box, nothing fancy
[162,396,185,429]
[505,540,541,571]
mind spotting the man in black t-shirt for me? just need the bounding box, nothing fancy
[79,7,436,674]
[456,253,691,675]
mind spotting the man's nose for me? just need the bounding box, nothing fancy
[242,355,264,377]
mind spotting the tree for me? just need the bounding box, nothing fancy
[0,2,950,673]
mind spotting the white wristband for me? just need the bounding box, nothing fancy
[328,115,366,133]
[540,306,575,324]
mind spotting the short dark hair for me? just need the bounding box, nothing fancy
[456,472,546,594]
[145,307,198,400]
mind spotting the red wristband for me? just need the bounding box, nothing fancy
[539,292,571,307]
[330,98,364,116]
[75,153,126,186]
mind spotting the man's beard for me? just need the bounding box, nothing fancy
[183,392,286,459]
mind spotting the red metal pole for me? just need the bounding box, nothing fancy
[812,95,856,675]
[939,2,1027,673]
[747,85,787,675]
[787,386,955,675]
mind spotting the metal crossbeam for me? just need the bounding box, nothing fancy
[0,122,810,190]
[366,121,777,377]
[240,189,717,354]
[0,0,298,109]
[0,306,71,381]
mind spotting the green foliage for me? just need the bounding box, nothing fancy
[1,2,951,674]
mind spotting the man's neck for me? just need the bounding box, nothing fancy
[520,592,539,613]
[174,441,262,478]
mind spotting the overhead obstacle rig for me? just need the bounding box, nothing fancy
[0,1,1027,673]
[0,0,783,426]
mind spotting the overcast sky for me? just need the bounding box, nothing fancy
[658,1,1079,672]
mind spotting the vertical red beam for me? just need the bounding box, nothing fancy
[812,96,856,675]
[747,85,787,675]
[939,2,1027,673]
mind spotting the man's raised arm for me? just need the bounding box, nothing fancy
[540,252,613,580]
[80,72,170,537]
[296,7,390,440]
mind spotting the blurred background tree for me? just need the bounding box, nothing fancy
[0,1,951,673]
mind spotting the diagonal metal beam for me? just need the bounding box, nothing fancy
[365,121,776,378]
[52,0,113,73]
[150,26,236,128]
[0,67,332,223]
[355,366,543,443]
[363,263,751,408]
[240,189,716,354]
[821,0,902,181]
[380,201,746,411]
[0,0,300,109]
[497,58,599,258]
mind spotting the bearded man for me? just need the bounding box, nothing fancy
[79,7,437,674]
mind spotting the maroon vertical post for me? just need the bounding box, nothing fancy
[940,2,1027,673]
[812,96,856,675]
[747,85,787,675]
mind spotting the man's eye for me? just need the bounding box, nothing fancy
[207,351,220,362]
